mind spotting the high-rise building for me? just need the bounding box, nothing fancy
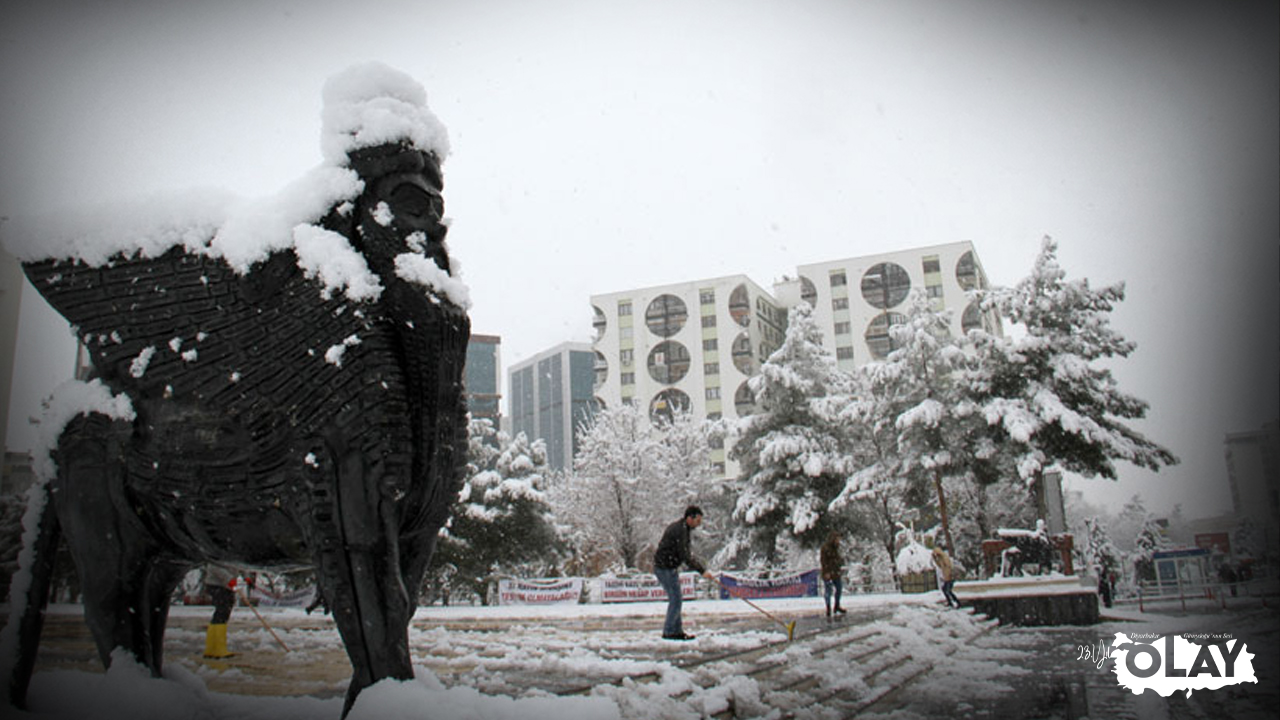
[508,342,598,472]
[590,275,787,478]
[464,334,502,426]
[1224,420,1279,554]
[589,242,1000,481]
[774,241,1000,372]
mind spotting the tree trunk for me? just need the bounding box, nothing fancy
[933,469,955,555]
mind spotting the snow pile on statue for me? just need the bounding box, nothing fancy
[0,62,470,718]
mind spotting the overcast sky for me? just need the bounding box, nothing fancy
[1,0,1276,520]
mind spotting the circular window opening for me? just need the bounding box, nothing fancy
[592,305,607,341]
[956,251,980,291]
[864,312,907,360]
[593,351,608,389]
[647,340,690,384]
[734,381,756,417]
[731,332,755,375]
[645,294,688,337]
[961,302,984,335]
[729,284,751,327]
[799,276,817,307]
[649,388,690,424]
[860,262,911,309]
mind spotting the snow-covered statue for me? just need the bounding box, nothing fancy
[1,63,470,716]
[996,519,1060,576]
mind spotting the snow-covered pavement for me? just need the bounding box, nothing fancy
[5,591,1277,720]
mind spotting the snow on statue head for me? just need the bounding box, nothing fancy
[0,63,470,719]
[320,61,450,164]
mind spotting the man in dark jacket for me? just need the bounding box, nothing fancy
[653,506,715,640]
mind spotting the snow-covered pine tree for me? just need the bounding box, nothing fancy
[1113,494,1151,551]
[826,354,918,580]
[729,302,854,564]
[434,419,563,603]
[1232,517,1260,559]
[881,290,980,554]
[1131,516,1168,583]
[967,237,1177,498]
[1083,516,1122,577]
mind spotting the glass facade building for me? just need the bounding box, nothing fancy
[464,334,502,425]
[508,342,598,472]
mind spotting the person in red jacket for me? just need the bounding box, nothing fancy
[653,506,715,640]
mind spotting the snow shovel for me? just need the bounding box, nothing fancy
[714,577,797,641]
[236,585,291,653]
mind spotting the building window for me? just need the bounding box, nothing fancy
[836,346,854,360]
[834,321,851,335]
[620,371,635,385]
[647,340,691,384]
[619,348,634,366]
[729,284,751,327]
[592,305,606,340]
[829,271,847,287]
[731,332,755,374]
[593,351,608,389]
[922,255,941,274]
[861,262,911,309]
[618,301,632,316]
[800,276,817,306]
[865,312,907,359]
[927,284,944,299]
[645,294,688,337]
[706,387,721,400]
[699,289,715,305]
[704,362,719,375]
[703,338,718,351]
[832,297,849,310]
[650,388,690,423]
[956,250,981,290]
[701,314,716,328]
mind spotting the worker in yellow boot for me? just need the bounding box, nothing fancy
[202,565,238,659]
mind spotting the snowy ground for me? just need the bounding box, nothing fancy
[4,589,1277,720]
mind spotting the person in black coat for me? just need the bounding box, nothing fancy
[653,506,715,640]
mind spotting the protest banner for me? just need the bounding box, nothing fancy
[497,577,583,605]
[717,569,819,599]
[600,574,698,603]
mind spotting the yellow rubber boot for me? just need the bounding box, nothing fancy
[203,623,234,658]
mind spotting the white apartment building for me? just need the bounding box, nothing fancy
[775,241,1000,372]
[590,275,786,477]
[589,242,999,479]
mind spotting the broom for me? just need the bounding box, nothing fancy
[713,576,797,641]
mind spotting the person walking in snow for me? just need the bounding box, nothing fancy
[820,531,847,618]
[931,545,961,609]
[653,506,715,640]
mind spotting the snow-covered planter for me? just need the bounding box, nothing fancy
[895,540,937,594]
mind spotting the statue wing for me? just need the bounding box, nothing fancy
[21,246,353,409]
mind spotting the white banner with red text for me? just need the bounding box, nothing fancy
[496,577,584,605]
[599,573,699,603]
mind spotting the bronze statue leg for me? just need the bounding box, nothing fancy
[52,415,173,675]
[312,412,416,716]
